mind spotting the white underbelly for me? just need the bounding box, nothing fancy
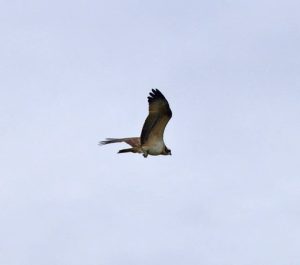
[146,141,164,155]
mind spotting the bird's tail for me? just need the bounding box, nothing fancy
[99,138,142,154]
[99,138,125,145]
[99,137,141,147]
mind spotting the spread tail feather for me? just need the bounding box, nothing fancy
[99,137,141,147]
[99,138,124,145]
[99,138,141,154]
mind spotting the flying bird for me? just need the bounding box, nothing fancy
[100,89,172,158]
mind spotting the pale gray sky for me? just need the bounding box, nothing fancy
[1,1,300,264]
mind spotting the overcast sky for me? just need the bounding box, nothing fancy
[1,0,300,264]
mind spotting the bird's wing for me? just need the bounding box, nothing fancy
[140,89,172,145]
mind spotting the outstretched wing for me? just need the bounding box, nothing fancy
[140,89,172,145]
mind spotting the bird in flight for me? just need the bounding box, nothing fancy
[100,89,172,158]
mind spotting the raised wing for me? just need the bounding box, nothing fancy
[140,89,172,145]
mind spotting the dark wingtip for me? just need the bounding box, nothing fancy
[147,88,166,103]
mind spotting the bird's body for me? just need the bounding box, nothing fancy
[142,139,165,156]
[100,89,172,158]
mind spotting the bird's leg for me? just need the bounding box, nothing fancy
[141,146,148,158]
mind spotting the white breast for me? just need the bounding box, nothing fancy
[147,141,165,155]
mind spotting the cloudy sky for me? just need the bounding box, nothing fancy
[1,0,300,264]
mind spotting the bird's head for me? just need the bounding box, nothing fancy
[164,146,172,156]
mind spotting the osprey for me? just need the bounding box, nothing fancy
[100,89,172,158]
